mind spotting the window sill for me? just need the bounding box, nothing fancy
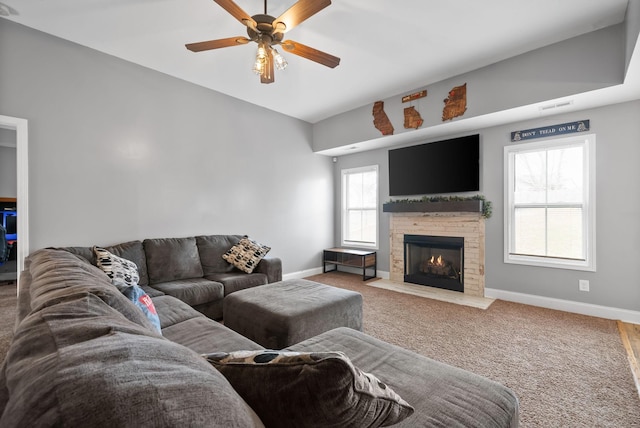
[341,242,378,251]
[505,255,595,272]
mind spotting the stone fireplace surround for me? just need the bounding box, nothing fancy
[389,212,485,298]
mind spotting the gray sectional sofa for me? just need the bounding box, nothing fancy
[0,239,520,427]
[62,235,282,320]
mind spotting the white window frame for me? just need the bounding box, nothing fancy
[341,165,379,249]
[504,134,596,271]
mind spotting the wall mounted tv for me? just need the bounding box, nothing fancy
[388,134,480,196]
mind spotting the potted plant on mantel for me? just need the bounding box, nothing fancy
[382,195,492,219]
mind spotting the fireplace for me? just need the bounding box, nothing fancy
[389,212,484,297]
[404,234,464,292]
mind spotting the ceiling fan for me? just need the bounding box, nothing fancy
[186,0,340,84]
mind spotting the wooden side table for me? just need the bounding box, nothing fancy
[323,248,377,281]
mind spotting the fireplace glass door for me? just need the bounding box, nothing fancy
[404,235,464,292]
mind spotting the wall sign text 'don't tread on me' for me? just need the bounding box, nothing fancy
[511,120,589,142]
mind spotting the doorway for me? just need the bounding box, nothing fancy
[0,115,28,294]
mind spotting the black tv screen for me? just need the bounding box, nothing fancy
[388,134,479,196]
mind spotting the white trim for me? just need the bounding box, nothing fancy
[485,288,640,324]
[283,268,390,281]
[283,267,324,280]
[341,165,379,249]
[377,269,390,280]
[300,267,639,323]
[0,115,28,294]
[504,134,596,271]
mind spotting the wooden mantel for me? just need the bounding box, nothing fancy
[382,199,482,214]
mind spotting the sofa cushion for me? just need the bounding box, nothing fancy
[61,240,150,286]
[288,327,520,428]
[163,317,264,354]
[1,296,263,428]
[152,295,205,329]
[150,278,223,307]
[192,300,224,321]
[94,246,161,334]
[203,350,414,428]
[144,237,204,284]
[196,235,244,274]
[140,285,165,297]
[222,236,271,274]
[204,272,268,296]
[23,250,159,333]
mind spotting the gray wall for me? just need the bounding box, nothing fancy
[335,100,640,312]
[0,145,17,198]
[0,19,334,274]
[314,24,625,152]
[626,0,640,73]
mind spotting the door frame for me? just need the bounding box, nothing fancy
[0,114,28,293]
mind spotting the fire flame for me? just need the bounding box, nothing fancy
[429,255,444,266]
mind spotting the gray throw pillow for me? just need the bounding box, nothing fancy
[203,350,414,428]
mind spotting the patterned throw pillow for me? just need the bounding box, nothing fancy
[221,236,271,274]
[94,246,140,290]
[203,350,414,428]
[94,246,162,334]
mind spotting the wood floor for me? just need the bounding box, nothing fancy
[617,321,640,398]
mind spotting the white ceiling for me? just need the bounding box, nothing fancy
[0,0,635,124]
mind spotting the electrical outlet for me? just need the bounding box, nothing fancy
[579,280,590,292]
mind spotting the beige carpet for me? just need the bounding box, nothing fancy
[306,271,640,428]
[0,283,16,362]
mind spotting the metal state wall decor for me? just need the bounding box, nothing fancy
[442,83,467,121]
[372,101,394,135]
[402,90,426,129]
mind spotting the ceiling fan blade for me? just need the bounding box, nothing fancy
[281,40,340,68]
[186,36,250,52]
[260,48,275,84]
[213,0,257,30]
[273,0,331,33]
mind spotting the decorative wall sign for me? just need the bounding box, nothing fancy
[442,83,467,121]
[511,120,590,142]
[402,90,427,103]
[403,106,423,129]
[372,101,394,135]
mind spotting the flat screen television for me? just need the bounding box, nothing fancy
[388,134,480,196]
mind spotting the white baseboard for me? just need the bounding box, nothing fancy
[283,267,390,281]
[286,268,639,324]
[485,288,640,324]
[283,267,324,280]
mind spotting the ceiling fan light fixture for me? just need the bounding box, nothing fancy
[252,42,268,75]
[272,48,288,71]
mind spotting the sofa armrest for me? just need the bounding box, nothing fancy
[254,257,282,283]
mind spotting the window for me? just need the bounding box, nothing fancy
[504,134,595,271]
[342,165,378,249]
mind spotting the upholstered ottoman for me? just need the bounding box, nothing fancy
[223,279,363,349]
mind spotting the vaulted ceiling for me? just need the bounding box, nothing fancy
[0,0,636,125]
